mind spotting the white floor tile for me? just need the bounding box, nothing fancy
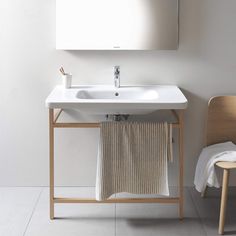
[115,188,197,218]
[115,188,206,236]
[189,187,236,236]
[0,187,42,236]
[25,187,115,236]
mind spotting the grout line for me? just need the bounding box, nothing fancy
[187,187,208,236]
[0,186,45,188]
[23,187,44,236]
[0,186,96,188]
[0,185,186,188]
[114,193,116,236]
[115,202,117,236]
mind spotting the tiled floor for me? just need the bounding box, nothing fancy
[0,187,236,236]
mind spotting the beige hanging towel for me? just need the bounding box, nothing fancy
[96,122,173,201]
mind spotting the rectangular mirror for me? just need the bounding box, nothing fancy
[56,0,178,50]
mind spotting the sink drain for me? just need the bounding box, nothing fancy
[115,92,119,96]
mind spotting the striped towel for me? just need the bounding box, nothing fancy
[96,122,173,201]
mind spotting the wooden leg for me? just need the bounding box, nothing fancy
[49,109,54,220]
[219,169,230,235]
[201,186,208,198]
[178,110,184,220]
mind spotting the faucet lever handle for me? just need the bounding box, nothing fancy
[114,66,120,75]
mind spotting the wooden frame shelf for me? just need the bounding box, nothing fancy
[49,108,184,220]
[54,197,179,204]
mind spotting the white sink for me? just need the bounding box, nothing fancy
[46,85,187,114]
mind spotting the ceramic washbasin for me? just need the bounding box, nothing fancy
[45,85,188,114]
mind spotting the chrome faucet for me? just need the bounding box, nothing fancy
[114,66,120,88]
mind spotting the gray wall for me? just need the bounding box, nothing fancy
[1,0,236,186]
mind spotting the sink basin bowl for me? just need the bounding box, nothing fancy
[46,85,187,114]
[76,87,159,100]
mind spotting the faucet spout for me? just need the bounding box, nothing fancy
[114,66,120,88]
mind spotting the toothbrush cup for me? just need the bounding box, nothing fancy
[62,74,72,89]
